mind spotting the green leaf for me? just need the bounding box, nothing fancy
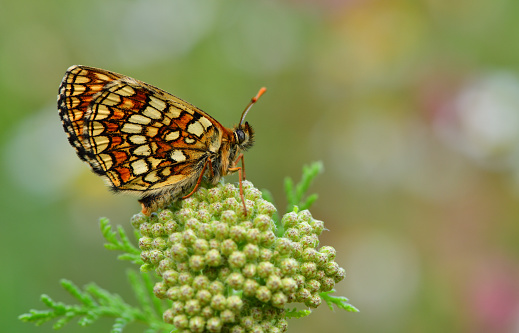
[100,218,142,265]
[320,290,359,312]
[284,161,323,213]
[285,308,312,318]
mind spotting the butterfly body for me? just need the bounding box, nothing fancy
[58,65,261,215]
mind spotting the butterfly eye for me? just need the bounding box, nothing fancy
[235,129,246,144]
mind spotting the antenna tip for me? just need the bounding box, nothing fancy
[252,87,267,102]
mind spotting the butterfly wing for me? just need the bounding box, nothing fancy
[58,65,225,198]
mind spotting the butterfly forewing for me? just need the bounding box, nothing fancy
[58,65,224,197]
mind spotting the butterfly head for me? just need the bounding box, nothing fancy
[233,122,255,150]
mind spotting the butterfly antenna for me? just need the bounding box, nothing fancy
[239,87,267,126]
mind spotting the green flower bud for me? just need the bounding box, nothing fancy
[166,286,181,300]
[305,279,321,293]
[163,308,175,324]
[243,279,259,297]
[201,305,214,318]
[281,277,297,294]
[253,214,272,231]
[275,238,293,255]
[260,231,276,247]
[302,248,317,262]
[259,248,273,261]
[196,289,212,305]
[170,301,184,315]
[320,277,335,292]
[193,239,209,254]
[170,244,188,261]
[151,237,167,249]
[153,281,166,299]
[243,263,257,278]
[229,251,246,268]
[218,267,231,281]
[305,293,322,308]
[284,228,300,241]
[179,285,194,301]
[297,210,312,223]
[281,212,298,229]
[226,295,244,312]
[334,267,346,283]
[211,294,227,311]
[208,187,223,203]
[241,316,254,330]
[324,261,339,276]
[255,286,272,303]
[220,210,237,225]
[226,272,245,289]
[276,319,288,332]
[195,209,211,223]
[212,221,229,240]
[205,249,223,267]
[139,222,153,237]
[257,262,274,278]
[151,223,165,237]
[245,228,261,244]
[229,225,246,243]
[208,280,224,295]
[189,316,205,333]
[185,299,201,316]
[220,309,236,323]
[221,239,238,256]
[243,243,259,260]
[279,258,298,275]
[182,229,197,245]
[130,213,147,229]
[250,324,263,333]
[295,288,311,302]
[256,199,276,216]
[173,314,189,329]
[189,254,205,271]
[178,272,193,285]
[162,270,179,285]
[300,262,317,279]
[139,236,153,250]
[169,232,183,245]
[224,197,240,212]
[266,275,282,291]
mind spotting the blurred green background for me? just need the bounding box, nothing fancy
[3,0,519,332]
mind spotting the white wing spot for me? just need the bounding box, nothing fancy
[91,136,109,153]
[142,106,162,119]
[165,130,180,141]
[187,121,204,137]
[170,150,186,162]
[129,135,147,145]
[117,84,135,96]
[199,116,212,130]
[133,145,152,156]
[149,95,167,111]
[129,114,152,124]
[131,159,149,175]
[121,123,143,134]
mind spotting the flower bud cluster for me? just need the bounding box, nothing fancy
[131,181,345,332]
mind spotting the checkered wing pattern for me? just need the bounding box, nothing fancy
[58,65,224,196]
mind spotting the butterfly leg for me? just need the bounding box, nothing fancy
[182,158,213,199]
[228,165,247,215]
[235,153,246,179]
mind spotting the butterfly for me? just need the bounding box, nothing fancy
[58,65,266,215]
